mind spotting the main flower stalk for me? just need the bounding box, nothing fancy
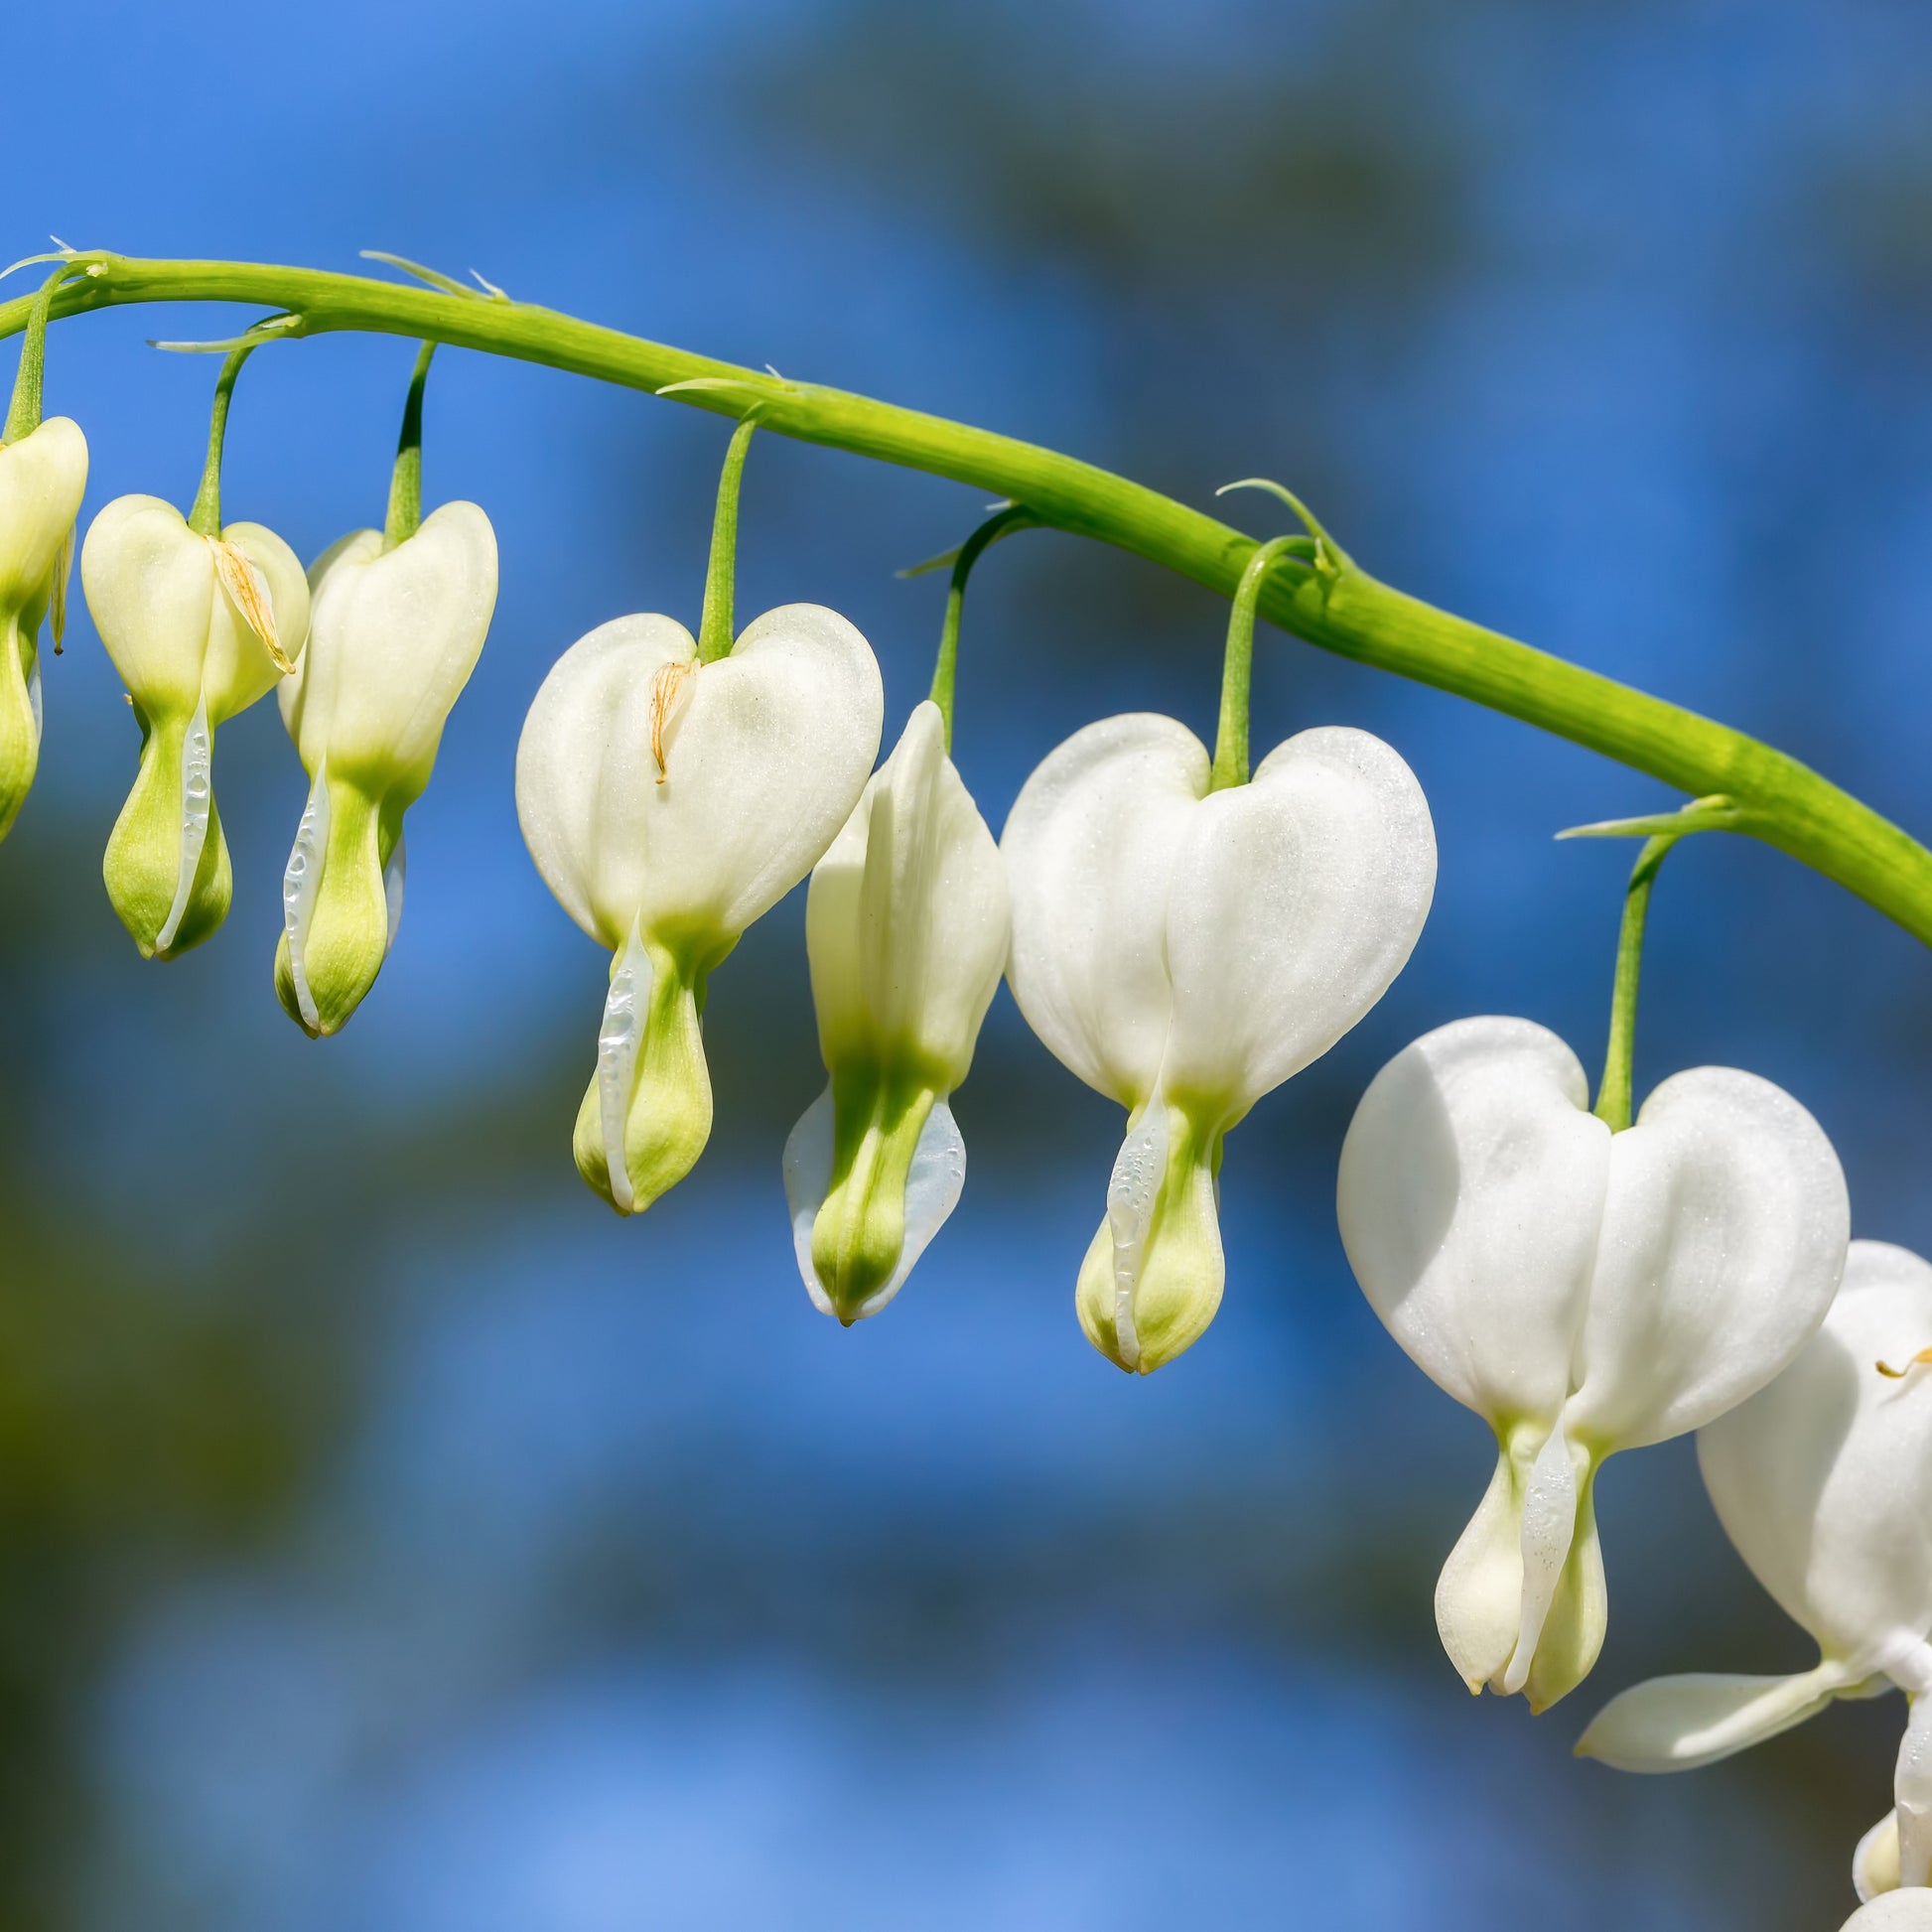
[12,251,1932,946]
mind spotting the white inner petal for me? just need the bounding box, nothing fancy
[27,655,41,747]
[1105,1104,1171,1374]
[155,691,211,956]
[382,831,407,958]
[782,1084,839,1319]
[597,922,650,1214]
[282,759,331,1035]
[1897,1656,1932,1888]
[1502,1422,1580,1696]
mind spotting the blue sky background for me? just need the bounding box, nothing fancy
[8,2,1932,1928]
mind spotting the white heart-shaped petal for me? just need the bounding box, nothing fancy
[1162,725,1436,1113]
[0,417,87,616]
[1568,1066,1849,1449]
[1841,1896,1932,1932]
[517,605,884,953]
[1698,1241,1932,1668]
[1002,712,1205,1108]
[1338,1015,1609,1429]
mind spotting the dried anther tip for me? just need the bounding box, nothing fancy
[648,659,696,782]
[207,537,289,672]
[1876,1346,1932,1379]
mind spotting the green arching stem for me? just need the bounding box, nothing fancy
[929,504,1036,749]
[1209,533,1306,792]
[382,340,436,552]
[186,344,256,538]
[1591,833,1680,1134]
[696,415,758,662]
[2,265,72,444]
[8,256,1932,949]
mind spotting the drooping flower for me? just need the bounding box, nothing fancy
[84,491,308,956]
[1003,712,1436,1373]
[275,503,495,1033]
[1579,1240,1932,1906]
[516,605,883,1215]
[782,697,1009,1322]
[0,413,86,842]
[1339,1014,1849,1712]
[274,344,497,1035]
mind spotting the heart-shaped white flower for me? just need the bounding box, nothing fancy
[1342,1014,1850,1711]
[517,604,883,1215]
[1004,712,1436,1373]
[274,501,497,1035]
[1580,1241,1932,1900]
[782,698,1009,1322]
[82,493,309,957]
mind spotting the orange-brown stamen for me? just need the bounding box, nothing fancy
[648,659,695,783]
[1876,1346,1932,1379]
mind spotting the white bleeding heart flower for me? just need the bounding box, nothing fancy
[1003,712,1435,1375]
[0,414,86,840]
[517,604,883,1216]
[274,502,497,1035]
[1579,1241,1932,1902]
[82,493,309,957]
[782,698,1009,1323]
[1340,1014,1850,1712]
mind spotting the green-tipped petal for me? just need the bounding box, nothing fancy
[571,931,714,1215]
[1075,1101,1225,1375]
[102,698,230,958]
[276,769,403,1036]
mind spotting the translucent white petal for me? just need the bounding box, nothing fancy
[806,701,1009,1087]
[1161,725,1436,1112]
[152,689,211,956]
[517,605,882,954]
[781,1084,967,1321]
[1900,1690,1932,1887]
[1567,1066,1849,1449]
[1698,1242,1932,1665]
[80,495,215,714]
[1001,713,1205,1108]
[282,503,496,791]
[1338,1015,1608,1426]
[1576,1659,1859,1770]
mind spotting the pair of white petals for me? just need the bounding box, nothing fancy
[1341,1015,1849,1710]
[1004,713,1436,1373]
[517,603,884,1216]
[1581,1242,1932,1908]
[277,501,497,1034]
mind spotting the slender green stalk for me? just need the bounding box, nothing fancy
[696,417,758,663]
[929,505,1035,748]
[1591,834,1679,1133]
[8,254,1932,945]
[2,265,71,443]
[186,344,256,537]
[382,341,436,551]
[1209,534,1305,792]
